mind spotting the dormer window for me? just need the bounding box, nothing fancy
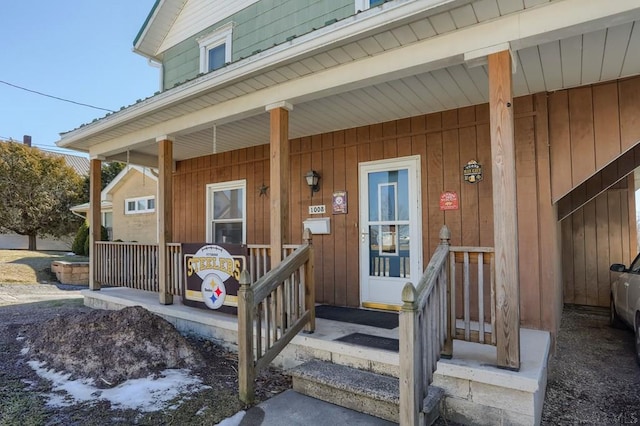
[355,0,386,13]
[197,22,233,73]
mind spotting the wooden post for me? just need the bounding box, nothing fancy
[89,158,102,291]
[267,102,292,267]
[488,50,521,371]
[237,269,255,404]
[439,225,453,358]
[399,283,420,426]
[303,228,315,333]
[158,137,174,305]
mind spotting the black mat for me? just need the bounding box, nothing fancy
[315,305,398,329]
[336,332,399,352]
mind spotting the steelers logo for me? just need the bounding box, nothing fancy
[201,273,226,310]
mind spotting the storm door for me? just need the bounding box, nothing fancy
[359,156,422,309]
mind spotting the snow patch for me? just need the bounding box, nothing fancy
[216,410,246,426]
[28,360,210,412]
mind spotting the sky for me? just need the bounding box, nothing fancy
[0,0,159,155]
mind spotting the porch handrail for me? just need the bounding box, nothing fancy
[399,225,452,426]
[238,230,315,404]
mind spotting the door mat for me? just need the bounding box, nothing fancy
[315,305,399,329]
[336,332,399,352]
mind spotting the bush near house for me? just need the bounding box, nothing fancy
[72,223,108,256]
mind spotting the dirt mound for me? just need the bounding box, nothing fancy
[25,306,204,387]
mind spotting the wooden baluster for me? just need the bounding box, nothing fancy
[441,226,453,358]
[463,251,470,341]
[237,270,254,404]
[303,229,315,333]
[478,252,485,344]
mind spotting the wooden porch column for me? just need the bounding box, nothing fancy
[488,50,520,371]
[158,137,174,305]
[89,158,102,291]
[266,102,292,266]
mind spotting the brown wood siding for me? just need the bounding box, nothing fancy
[550,76,640,202]
[173,146,270,243]
[171,97,556,333]
[561,188,633,307]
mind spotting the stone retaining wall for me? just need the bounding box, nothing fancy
[51,261,89,285]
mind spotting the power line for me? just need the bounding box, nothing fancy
[0,79,115,113]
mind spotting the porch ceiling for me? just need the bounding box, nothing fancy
[57,0,640,165]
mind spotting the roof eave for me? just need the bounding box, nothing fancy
[58,0,464,150]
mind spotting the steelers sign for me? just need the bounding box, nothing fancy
[182,243,247,314]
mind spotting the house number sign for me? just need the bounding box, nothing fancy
[308,205,326,215]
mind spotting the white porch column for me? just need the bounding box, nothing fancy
[489,50,521,371]
[266,102,293,267]
[89,157,102,291]
[158,136,174,305]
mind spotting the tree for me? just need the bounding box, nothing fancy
[0,142,84,250]
[80,161,125,203]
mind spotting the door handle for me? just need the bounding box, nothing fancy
[624,282,630,287]
[361,232,368,242]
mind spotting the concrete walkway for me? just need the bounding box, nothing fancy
[240,390,396,426]
[0,283,83,306]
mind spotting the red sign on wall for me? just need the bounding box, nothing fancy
[439,191,459,211]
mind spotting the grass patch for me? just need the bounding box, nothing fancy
[0,250,88,284]
[0,383,46,426]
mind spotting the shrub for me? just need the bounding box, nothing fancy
[73,223,109,256]
[72,223,89,255]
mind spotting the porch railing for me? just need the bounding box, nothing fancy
[247,244,299,283]
[93,242,299,296]
[238,230,315,404]
[399,225,496,425]
[94,241,182,295]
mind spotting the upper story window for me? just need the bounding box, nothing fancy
[206,180,246,244]
[125,196,155,215]
[197,22,233,73]
[355,0,386,12]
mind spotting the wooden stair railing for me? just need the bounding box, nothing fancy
[399,225,497,425]
[238,230,315,404]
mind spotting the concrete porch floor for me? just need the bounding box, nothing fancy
[83,287,549,425]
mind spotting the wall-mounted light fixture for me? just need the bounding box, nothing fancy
[305,170,320,196]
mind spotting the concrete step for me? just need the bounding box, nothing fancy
[290,360,444,424]
[290,360,400,422]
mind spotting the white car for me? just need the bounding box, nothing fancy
[610,257,640,366]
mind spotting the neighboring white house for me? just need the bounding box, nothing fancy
[71,165,158,244]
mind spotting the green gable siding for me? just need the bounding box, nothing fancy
[162,0,354,90]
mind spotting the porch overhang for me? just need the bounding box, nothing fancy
[57,0,640,167]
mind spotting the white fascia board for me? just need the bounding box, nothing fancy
[62,0,640,155]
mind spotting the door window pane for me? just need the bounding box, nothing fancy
[368,170,409,221]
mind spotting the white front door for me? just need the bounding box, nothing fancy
[359,156,422,308]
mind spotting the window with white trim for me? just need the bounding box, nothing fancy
[206,180,246,244]
[125,196,155,214]
[355,0,386,12]
[197,22,233,73]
